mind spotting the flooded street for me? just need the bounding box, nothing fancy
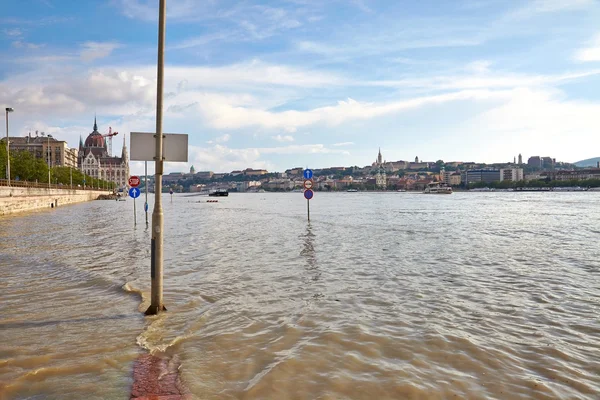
[1,192,599,399]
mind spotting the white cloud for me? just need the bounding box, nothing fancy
[80,42,122,62]
[508,0,594,19]
[271,134,294,142]
[465,60,493,74]
[216,134,231,143]
[333,142,355,147]
[574,33,600,62]
[461,87,600,161]
[12,40,44,49]
[4,28,23,37]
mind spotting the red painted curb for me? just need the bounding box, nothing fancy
[130,354,190,400]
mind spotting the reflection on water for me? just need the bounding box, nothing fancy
[1,192,600,399]
[301,223,320,284]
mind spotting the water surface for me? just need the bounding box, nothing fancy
[1,192,599,399]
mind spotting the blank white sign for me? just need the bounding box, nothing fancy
[130,132,188,162]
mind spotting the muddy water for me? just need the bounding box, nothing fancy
[1,192,599,399]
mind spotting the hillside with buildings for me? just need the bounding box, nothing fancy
[154,150,591,193]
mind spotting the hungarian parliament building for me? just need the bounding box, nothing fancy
[78,118,129,188]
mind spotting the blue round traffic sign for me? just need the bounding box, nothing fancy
[303,169,313,180]
[129,187,141,199]
[304,189,314,200]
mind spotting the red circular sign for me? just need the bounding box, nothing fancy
[303,179,313,190]
[128,176,140,187]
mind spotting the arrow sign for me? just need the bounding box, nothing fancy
[129,187,141,199]
[303,169,313,180]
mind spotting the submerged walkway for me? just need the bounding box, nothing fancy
[130,354,190,400]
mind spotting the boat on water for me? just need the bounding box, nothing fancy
[208,189,229,197]
[423,182,452,194]
[347,189,358,192]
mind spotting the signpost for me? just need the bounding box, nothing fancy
[129,186,141,226]
[144,162,148,226]
[303,169,314,221]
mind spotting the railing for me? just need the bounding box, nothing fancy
[0,179,111,191]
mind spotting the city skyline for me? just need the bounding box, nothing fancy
[2,1,600,175]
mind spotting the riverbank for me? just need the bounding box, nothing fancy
[0,186,110,216]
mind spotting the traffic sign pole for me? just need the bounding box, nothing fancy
[145,161,148,226]
[303,169,314,222]
[129,187,141,226]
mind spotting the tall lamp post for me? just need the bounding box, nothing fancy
[145,0,167,315]
[5,107,14,186]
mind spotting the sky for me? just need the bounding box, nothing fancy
[1,0,600,175]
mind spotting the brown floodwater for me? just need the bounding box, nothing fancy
[1,192,599,399]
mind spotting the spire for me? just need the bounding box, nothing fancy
[79,135,83,149]
[121,134,128,160]
[93,115,98,132]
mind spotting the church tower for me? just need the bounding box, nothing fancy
[375,148,387,189]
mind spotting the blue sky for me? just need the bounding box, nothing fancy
[2,0,600,174]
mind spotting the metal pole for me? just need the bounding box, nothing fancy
[134,196,137,226]
[307,198,310,221]
[146,0,167,315]
[5,109,10,186]
[145,161,148,226]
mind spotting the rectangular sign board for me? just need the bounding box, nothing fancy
[130,132,189,162]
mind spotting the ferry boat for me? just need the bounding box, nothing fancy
[423,182,452,194]
[347,189,358,192]
[208,189,229,197]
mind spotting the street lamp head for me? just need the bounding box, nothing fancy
[6,107,14,113]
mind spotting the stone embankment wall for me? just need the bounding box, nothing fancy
[0,187,108,216]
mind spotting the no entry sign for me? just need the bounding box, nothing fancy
[128,176,140,187]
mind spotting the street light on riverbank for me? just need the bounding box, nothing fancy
[5,107,14,186]
[145,0,167,315]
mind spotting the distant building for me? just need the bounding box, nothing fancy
[442,170,462,186]
[464,169,501,184]
[374,148,387,188]
[500,168,524,182]
[78,118,129,188]
[528,156,542,168]
[195,171,214,180]
[190,165,195,174]
[244,168,268,176]
[549,169,600,181]
[518,154,523,165]
[163,172,185,183]
[450,173,462,186]
[3,132,78,169]
[286,167,304,175]
[415,156,419,163]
